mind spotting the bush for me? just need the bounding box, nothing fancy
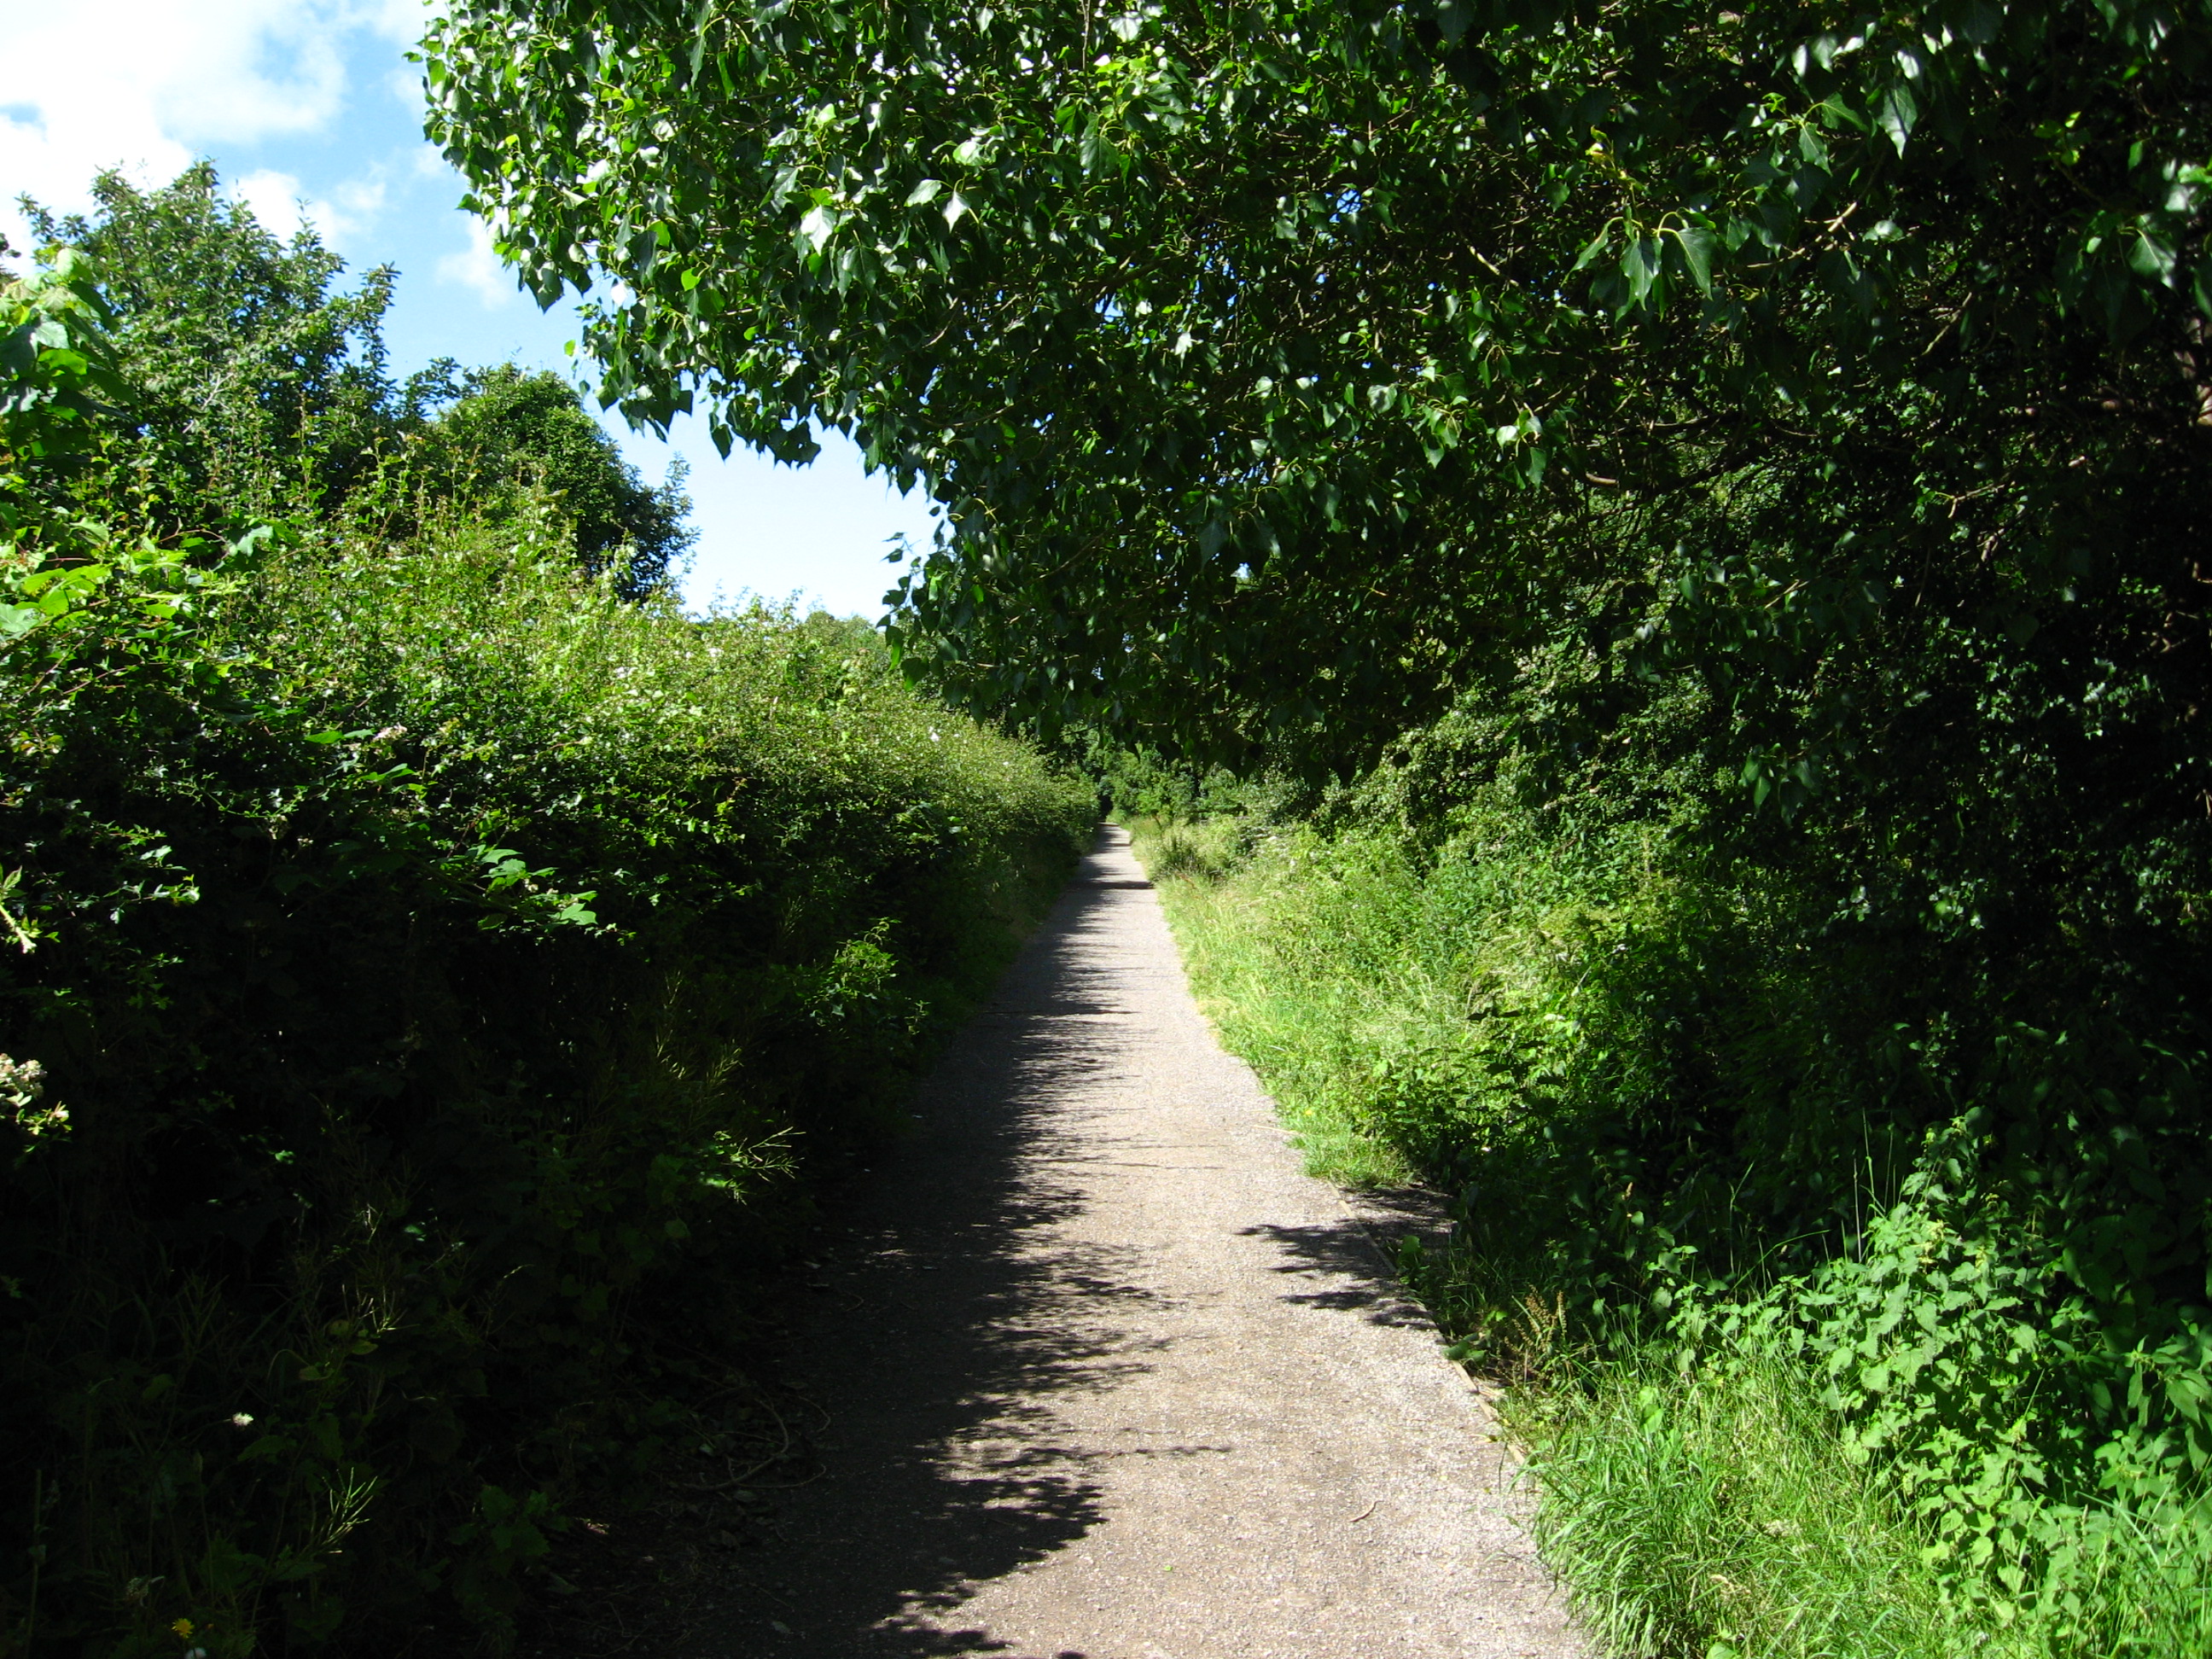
[0,260,1094,1654]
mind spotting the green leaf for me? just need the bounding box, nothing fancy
[1621,236,1659,306]
[2128,230,2176,282]
[1877,83,1918,154]
[1080,125,1122,177]
[798,203,841,252]
[1674,224,1717,294]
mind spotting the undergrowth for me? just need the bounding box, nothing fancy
[1508,1353,1982,1659]
[1126,708,2212,1656]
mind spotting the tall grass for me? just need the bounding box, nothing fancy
[1128,809,1648,1188]
[1513,1348,2212,1659]
[1132,817,1417,1184]
[1515,1353,1995,1659]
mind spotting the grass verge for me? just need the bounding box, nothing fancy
[1511,1351,1996,1659]
[1127,814,1420,1188]
[1126,812,2212,1658]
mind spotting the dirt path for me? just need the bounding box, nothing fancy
[695,827,1584,1658]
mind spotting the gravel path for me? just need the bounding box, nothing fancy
[697,826,1585,1658]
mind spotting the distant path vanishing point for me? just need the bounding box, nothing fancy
[696,824,1586,1659]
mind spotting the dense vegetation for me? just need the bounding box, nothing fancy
[20,167,697,596]
[427,0,2209,770]
[422,0,2212,1650]
[0,195,1092,1656]
[1122,720,2212,1650]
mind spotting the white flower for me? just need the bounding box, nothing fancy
[0,1054,44,1104]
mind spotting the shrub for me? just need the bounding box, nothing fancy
[0,259,1093,1654]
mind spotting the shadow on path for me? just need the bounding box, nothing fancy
[690,849,1166,1656]
[649,828,1578,1659]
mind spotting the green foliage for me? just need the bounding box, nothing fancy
[0,250,120,472]
[0,259,1093,1654]
[1132,619,2212,1646]
[21,166,399,524]
[1513,1268,2212,1656]
[373,364,695,597]
[1511,1352,1991,1659]
[435,0,2212,1642]
[427,0,2212,780]
[19,168,693,599]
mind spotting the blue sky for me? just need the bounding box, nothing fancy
[0,0,935,617]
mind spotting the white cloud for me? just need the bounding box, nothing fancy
[229,168,317,241]
[0,0,427,250]
[368,0,439,42]
[223,167,384,252]
[335,175,390,218]
[436,215,517,308]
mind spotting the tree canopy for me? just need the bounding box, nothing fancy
[426,0,2211,776]
[16,166,694,595]
[21,164,399,521]
[398,363,696,593]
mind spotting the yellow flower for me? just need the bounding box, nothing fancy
[171,1618,194,1639]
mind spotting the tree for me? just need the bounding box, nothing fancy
[423,0,2212,778]
[19,166,696,595]
[20,163,399,524]
[396,364,695,596]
